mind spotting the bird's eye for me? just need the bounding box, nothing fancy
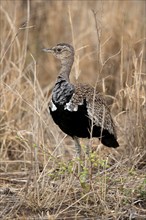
[57,48,62,52]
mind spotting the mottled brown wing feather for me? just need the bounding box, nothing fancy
[68,83,117,138]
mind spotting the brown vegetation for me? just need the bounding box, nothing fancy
[0,0,146,219]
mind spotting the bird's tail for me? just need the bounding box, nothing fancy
[101,133,119,148]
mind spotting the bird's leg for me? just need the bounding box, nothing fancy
[85,140,90,171]
[74,136,81,158]
[73,137,81,174]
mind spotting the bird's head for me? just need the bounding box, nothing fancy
[42,43,74,62]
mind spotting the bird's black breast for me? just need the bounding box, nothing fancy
[49,100,91,138]
[50,77,89,137]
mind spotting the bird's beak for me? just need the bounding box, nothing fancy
[42,48,53,53]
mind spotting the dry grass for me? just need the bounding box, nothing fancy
[0,0,146,219]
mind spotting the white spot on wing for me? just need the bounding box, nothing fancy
[73,106,78,111]
[64,101,78,112]
[50,100,57,111]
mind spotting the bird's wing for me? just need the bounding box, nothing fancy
[65,83,117,137]
[87,93,117,137]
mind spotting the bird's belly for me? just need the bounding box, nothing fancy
[49,105,90,138]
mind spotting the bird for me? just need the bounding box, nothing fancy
[42,43,119,161]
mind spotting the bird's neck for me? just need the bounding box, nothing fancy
[59,57,74,82]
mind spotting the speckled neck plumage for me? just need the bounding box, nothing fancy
[59,56,74,82]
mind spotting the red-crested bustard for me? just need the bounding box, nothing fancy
[43,43,119,164]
